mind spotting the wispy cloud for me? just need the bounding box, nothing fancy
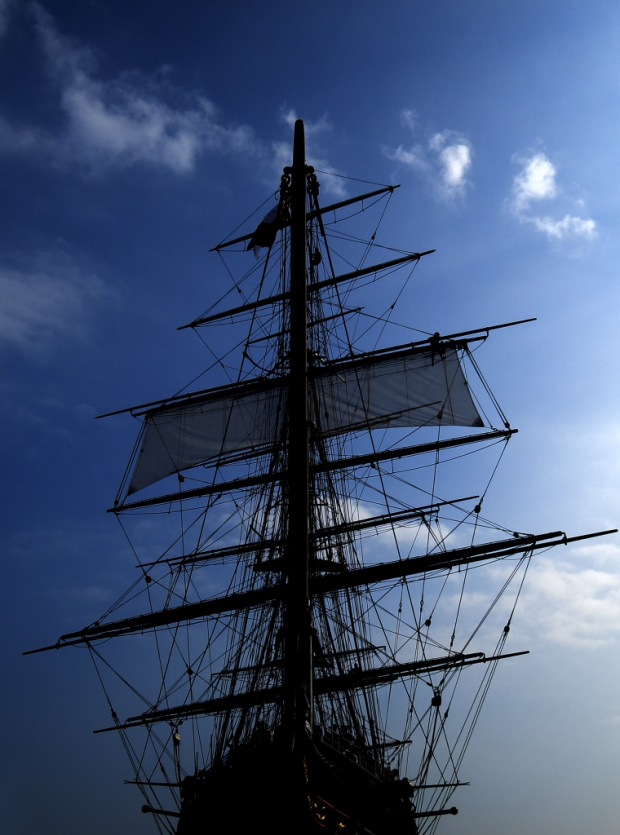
[0,4,259,174]
[0,0,13,40]
[530,214,597,239]
[385,109,473,199]
[1,8,346,192]
[280,109,332,139]
[273,109,346,198]
[509,151,597,241]
[0,115,49,154]
[0,249,113,358]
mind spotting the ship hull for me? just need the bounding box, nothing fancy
[177,738,418,835]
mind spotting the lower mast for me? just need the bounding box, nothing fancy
[283,118,313,751]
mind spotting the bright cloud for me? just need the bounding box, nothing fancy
[512,152,557,211]
[514,544,620,648]
[510,151,597,241]
[385,111,472,199]
[532,214,597,239]
[0,251,113,357]
[430,132,472,196]
[5,4,259,174]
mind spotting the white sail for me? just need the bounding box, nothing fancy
[314,347,482,434]
[128,346,482,494]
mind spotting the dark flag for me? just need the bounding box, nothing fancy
[247,201,289,258]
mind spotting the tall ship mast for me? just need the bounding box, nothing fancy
[29,120,614,834]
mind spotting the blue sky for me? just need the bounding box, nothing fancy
[2,1,620,833]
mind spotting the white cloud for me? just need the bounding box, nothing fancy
[0,250,113,357]
[513,544,620,648]
[510,151,597,241]
[5,4,259,174]
[512,152,557,211]
[388,144,427,171]
[385,111,472,199]
[531,214,597,240]
[58,82,243,174]
[3,8,344,192]
[431,132,472,196]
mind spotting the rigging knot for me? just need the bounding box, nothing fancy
[280,169,292,200]
[306,168,319,196]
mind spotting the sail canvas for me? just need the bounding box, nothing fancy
[129,346,482,494]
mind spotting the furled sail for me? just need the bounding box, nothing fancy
[128,344,482,495]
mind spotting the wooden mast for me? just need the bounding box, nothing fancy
[283,118,313,750]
